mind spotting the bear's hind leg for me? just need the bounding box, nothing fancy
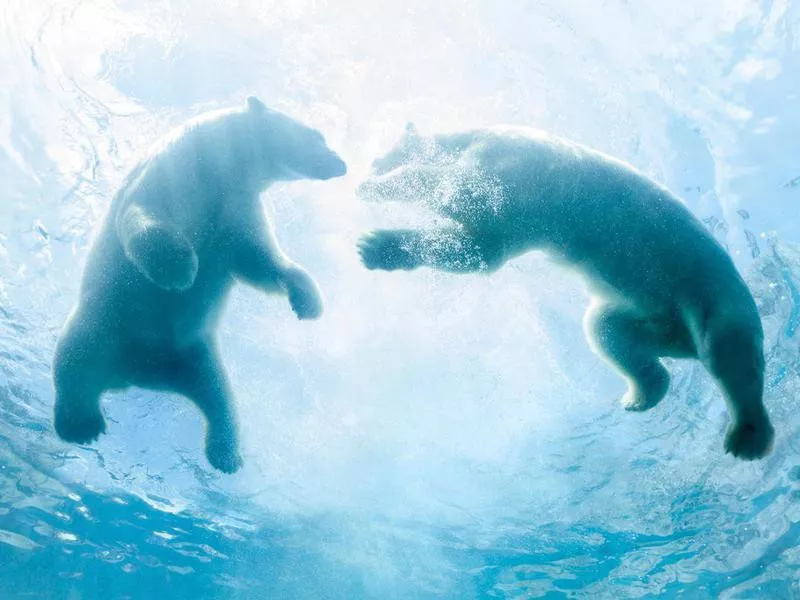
[584,301,673,412]
[167,341,243,474]
[695,312,774,460]
[53,322,112,444]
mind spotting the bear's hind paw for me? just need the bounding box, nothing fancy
[724,418,775,460]
[54,409,107,444]
[206,439,243,474]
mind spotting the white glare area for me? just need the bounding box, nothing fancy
[1,0,799,596]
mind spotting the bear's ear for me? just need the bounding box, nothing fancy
[405,122,419,138]
[246,96,267,113]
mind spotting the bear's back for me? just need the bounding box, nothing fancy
[464,128,748,311]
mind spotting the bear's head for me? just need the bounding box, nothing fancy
[370,122,428,176]
[242,96,347,183]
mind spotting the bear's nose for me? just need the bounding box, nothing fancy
[330,155,347,177]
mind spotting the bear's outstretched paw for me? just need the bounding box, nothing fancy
[724,417,775,460]
[127,226,199,292]
[284,268,323,320]
[357,230,422,271]
[206,437,243,474]
[54,407,107,444]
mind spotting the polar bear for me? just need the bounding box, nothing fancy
[357,123,774,460]
[53,96,347,473]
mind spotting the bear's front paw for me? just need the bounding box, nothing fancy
[127,226,199,292]
[284,268,324,320]
[357,230,422,271]
[54,407,107,444]
[620,362,670,412]
[724,417,775,460]
[621,390,660,412]
[206,436,243,474]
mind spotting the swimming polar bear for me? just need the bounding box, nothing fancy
[53,97,347,473]
[357,123,774,460]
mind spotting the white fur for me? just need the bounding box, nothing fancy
[358,124,774,460]
[53,97,346,473]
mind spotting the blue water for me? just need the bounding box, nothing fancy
[1,1,799,598]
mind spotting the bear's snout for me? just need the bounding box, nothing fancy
[310,153,347,180]
[327,154,347,178]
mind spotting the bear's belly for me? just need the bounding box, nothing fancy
[102,262,233,350]
[560,236,741,317]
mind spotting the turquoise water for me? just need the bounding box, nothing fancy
[1,1,799,598]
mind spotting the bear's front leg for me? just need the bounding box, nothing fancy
[358,227,491,273]
[583,301,673,412]
[281,266,324,320]
[357,229,425,271]
[231,213,323,320]
[118,204,198,291]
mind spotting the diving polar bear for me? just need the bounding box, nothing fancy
[52,97,347,473]
[357,123,774,461]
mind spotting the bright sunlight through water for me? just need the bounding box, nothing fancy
[0,1,799,598]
